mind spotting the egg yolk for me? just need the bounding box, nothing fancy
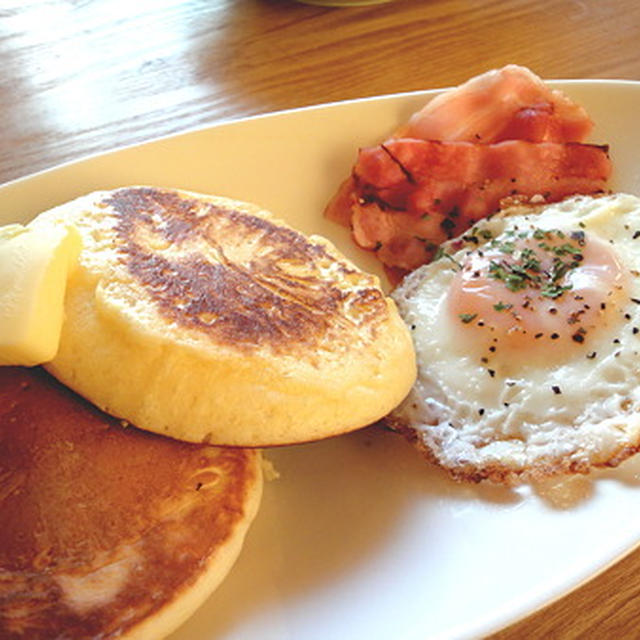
[447,227,629,365]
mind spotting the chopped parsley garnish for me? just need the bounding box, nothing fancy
[485,227,584,299]
[538,241,583,257]
[488,260,536,292]
[540,283,572,299]
[458,313,477,324]
[520,248,541,272]
[493,301,513,312]
[434,246,463,269]
[491,240,516,254]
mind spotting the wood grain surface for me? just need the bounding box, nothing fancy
[2,1,640,638]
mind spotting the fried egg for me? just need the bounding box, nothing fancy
[388,193,640,484]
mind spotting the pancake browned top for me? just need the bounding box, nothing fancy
[0,366,261,639]
[105,186,389,354]
[34,186,415,446]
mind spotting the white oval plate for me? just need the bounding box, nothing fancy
[2,80,640,640]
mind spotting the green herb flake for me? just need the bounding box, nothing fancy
[483,225,589,299]
[459,313,478,324]
[520,248,541,272]
[488,260,538,292]
[553,242,583,257]
[540,283,572,299]
[495,240,516,254]
[434,247,463,270]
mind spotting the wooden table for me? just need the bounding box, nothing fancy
[1,1,639,637]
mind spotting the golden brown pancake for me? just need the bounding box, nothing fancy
[0,366,262,639]
[32,186,415,446]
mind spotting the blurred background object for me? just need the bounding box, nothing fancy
[295,1,393,5]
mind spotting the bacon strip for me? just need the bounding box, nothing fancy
[347,139,611,272]
[395,65,593,143]
[324,66,609,277]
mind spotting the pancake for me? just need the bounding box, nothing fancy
[0,366,262,639]
[32,186,415,446]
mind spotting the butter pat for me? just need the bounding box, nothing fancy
[0,221,82,366]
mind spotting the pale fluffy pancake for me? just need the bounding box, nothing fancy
[34,186,415,446]
[0,366,262,639]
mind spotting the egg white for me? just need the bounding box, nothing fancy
[391,193,640,482]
